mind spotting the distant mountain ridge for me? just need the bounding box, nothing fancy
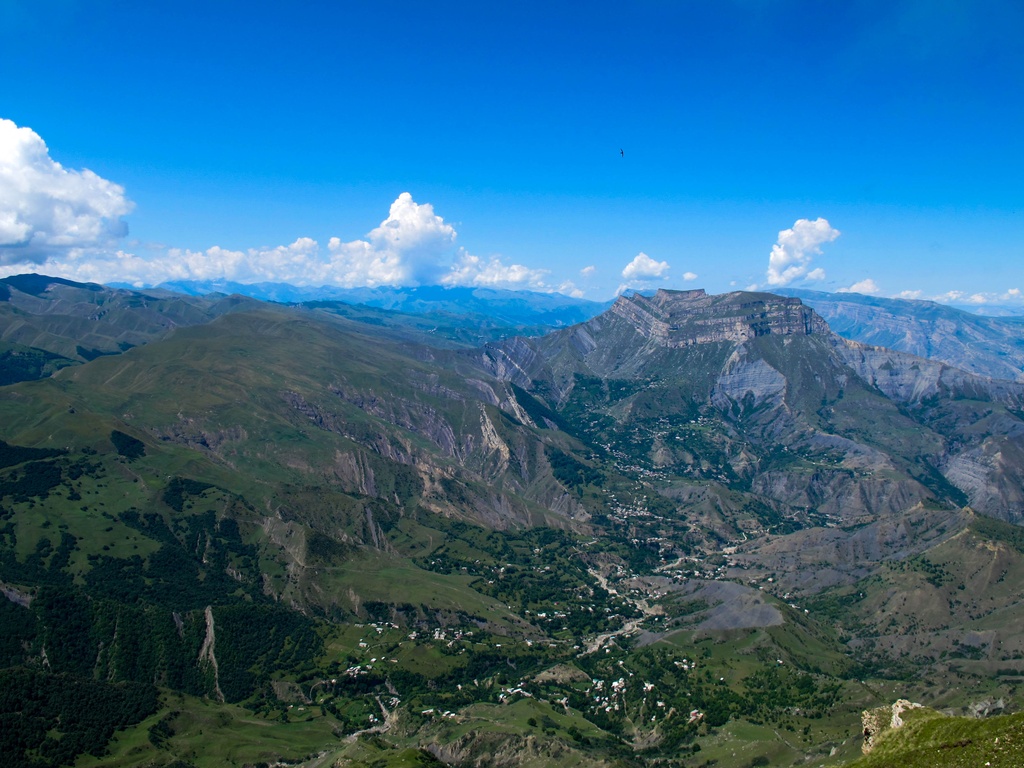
[0,275,609,386]
[781,288,1024,382]
[150,279,612,327]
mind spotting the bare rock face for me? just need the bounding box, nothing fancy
[943,437,1024,524]
[611,289,830,347]
[711,346,787,411]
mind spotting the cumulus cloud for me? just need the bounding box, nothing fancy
[0,183,577,295]
[615,252,673,295]
[837,278,880,295]
[326,192,457,286]
[580,265,595,278]
[442,252,551,290]
[0,121,589,297]
[2,238,326,288]
[560,282,585,299]
[954,288,1024,305]
[0,118,133,263]
[894,289,923,300]
[622,252,669,280]
[175,238,324,284]
[682,271,698,281]
[766,218,840,287]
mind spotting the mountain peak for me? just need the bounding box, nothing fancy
[610,288,829,346]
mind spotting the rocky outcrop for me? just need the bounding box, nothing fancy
[476,336,544,389]
[861,699,922,753]
[1,582,32,607]
[478,287,1024,523]
[427,729,609,767]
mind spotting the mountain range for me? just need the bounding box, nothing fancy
[2,274,1024,768]
[781,288,1024,383]
[149,279,612,328]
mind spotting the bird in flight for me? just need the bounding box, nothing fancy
[620,149,624,157]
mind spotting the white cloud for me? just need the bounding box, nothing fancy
[682,271,698,281]
[949,288,1024,306]
[3,238,325,288]
[894,289,923,300]
[442,253,583,295]
[0,118,133,263]
[560,282,585,299]
[0,187,581,295]
[621,252,669,280]
[805,267,826,281]
[837,278,880,295]
[766,218,840,287]
[0,122,638,298]
[441,252,551,290]
[326,192,456,286]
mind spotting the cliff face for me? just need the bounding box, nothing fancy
[610,289,830,347]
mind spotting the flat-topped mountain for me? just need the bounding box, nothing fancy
[611,289,829,346]
[480,288,1024,529]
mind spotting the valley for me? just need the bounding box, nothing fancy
[2,276,1024,767]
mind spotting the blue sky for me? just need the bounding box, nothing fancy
[1,0,1022,306]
